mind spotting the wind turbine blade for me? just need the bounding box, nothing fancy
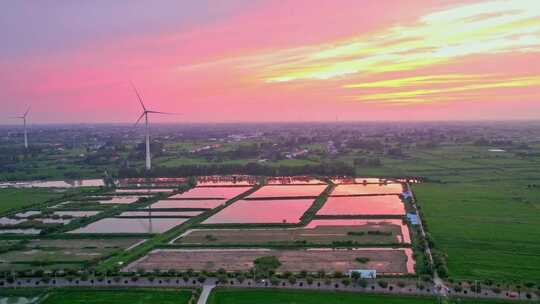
[24,106,31,117]
[146,111,181,115]
[134,112,145,127]
[129,81,147,111]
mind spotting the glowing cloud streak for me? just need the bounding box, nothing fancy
[257,0,540,84]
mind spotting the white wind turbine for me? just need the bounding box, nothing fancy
[15,107,31,149]
[131,82,175,171]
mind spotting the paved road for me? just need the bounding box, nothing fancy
[198,284,215,304]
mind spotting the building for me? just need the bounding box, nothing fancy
[407,213,419,225]
[347,269,376,279]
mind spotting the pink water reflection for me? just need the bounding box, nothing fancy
[70,218,186,234]
[331,183,403,196]
[148,200,224,209]
[317,196,405,216]
[118,211,202,217]
[247,185,327,198]
[203,199,313,224]
[170,187,252,199]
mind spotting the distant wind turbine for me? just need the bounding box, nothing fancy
[14,107,31,149]
[130,82,176,171]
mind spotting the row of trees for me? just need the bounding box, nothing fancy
[118,161,355,178]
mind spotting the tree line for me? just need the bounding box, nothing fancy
[118,161,355,178]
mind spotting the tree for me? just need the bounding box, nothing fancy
[253,256,281,274]
[216,274,227,285]
[358,279,368,288]
[197,275,206,283]
[378,280,389,288]
[236,274,245,283]
[288,276,297,285]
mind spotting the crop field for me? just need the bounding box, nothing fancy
[0,238,143,271]
[202,199,314,224]
[176,219,406,245]
[316,196,405,216]
[41,289,192,304]
[0,188,67,214]
[125,248,414,274]
[246,185,328,199]
[207,289,516,304]
[352,143,540,282]
[414,181,540,281]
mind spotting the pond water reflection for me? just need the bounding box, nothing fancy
[317,196,405,216]
[70,218,186,234]
[203,199,313,224]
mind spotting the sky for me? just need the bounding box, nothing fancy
[1,0,539,124]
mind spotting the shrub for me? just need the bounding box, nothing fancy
[358,279,368,288]
[254,256,281,272]
[288,276,297,285]
[378,280,389,288]
[333,271,344,278]
[216,274,227,285]
[236,274,245,283]
[355,257,370,264]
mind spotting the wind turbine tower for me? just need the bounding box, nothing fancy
[16,107,30,149]
[131,82,175,171]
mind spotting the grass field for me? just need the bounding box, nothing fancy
[0,238,144,271]
[414,182,540,282]
[41,289,192,304]
[362,144,540,282]
[207,289,518,304]
[0,188,65,214]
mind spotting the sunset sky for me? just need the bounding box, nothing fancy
[1,0,539,123]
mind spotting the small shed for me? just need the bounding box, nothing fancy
[347,269,376,279]
[407,213,419,225]
[401,190,413,200]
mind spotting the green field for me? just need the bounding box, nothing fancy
[207,289,517,304]
[0,188,65,214]
[41,289,192,304]
[343,143,540,282]
[414,182,540,282]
